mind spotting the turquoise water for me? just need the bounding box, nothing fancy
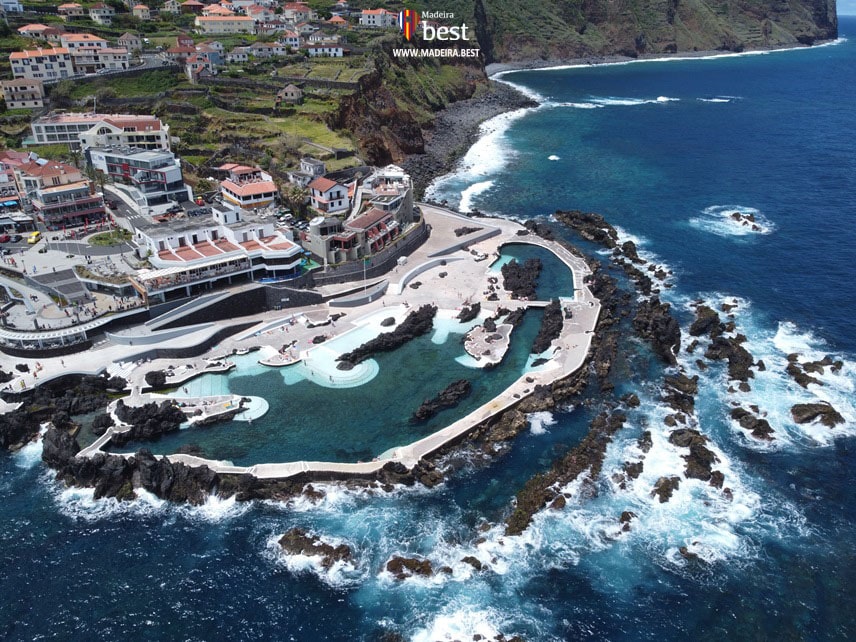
[491,242,576,300]
[109,310,546,464]
[3,22,856,642]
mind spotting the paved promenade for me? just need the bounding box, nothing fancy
[2,205,600,481]
[71,205,601,480]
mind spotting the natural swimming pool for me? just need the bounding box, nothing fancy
[107,242,578,466]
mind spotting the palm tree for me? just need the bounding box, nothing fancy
[281,183,308,217]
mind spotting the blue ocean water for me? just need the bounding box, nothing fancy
[3,23,856,641]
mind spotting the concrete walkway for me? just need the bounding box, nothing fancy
[67,205,601,479]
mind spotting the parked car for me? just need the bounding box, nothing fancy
[27,231,42,244]
[10,234,21,243]
[0,234,9,243]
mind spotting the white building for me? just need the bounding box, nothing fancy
[77,114,171,150]
[118,32,143,52]
[359,8,397,27]
[87,146,192,208]
[130,202,305,301]
[307,44,345,57]
[132,4,151,20]
[218,163,278,209]
[195,15,255,34]
[1,79,45,109]
[57,2,85,19]
[9,48,74,81]
[88,3,116,25]
[71,47,130,74]
[308,176,349,214]
[60,33,108,50]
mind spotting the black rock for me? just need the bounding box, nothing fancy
[689,305,723,338]
[501,258,542,300]
[278,528,352,569]
[457,302,481,323]
[338,304,437,368]
[410,379,472,423]
[791,402,845,427]
[633,297,681,365]
[531,298,563,354]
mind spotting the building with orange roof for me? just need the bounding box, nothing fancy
[308,176,349,214]
[59,33,108,50]
[57,3,85,19]
[10,48,73,81]
[30,112,170,149]
[180,0,205,14]
[132,4,151,20]
[15,160,106,229]
[217,163,278,209]
[302,165,414,264]
[195,15,255,34]
[88,3,115,25]
[359,8,397,27]
[129,201,305,301]
[202,4,233,16]
[17,24,51,37]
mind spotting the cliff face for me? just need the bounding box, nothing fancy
[436,0,837,62]
[327,40,485,165]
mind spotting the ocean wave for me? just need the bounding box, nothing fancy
[49,476,252,523]
[459,180,495,213]
[13,424,47,469]
[588,96,681,107]
[688,205,775,238]
[266,532,364,588]
[680,293,856,447]
[527,411,557,435]
[52,481,167,522]
[425,105,535,206]
[490,39,848,79]
[410,607,514,642]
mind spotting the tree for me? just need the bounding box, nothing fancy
[281,183,308,216]
[195,178,214,193]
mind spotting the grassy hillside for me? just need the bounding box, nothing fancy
[428,0,838,62]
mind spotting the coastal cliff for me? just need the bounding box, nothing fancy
[434,0,837,62]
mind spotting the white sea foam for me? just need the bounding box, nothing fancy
[680,293,855,447]
[490,38,848,79]
[689,205,775,238]
[588,96,681,107]
[266,532,364,587]
[177,493,251,522]
[425,105,534,206]
[53,482,167,522]
[459,180,494,213]
[527,411,557,435]
[411,607,510,642]
[13,423,47,469]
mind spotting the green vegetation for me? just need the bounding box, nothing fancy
[63,70,183,100]
[88,229,133,247]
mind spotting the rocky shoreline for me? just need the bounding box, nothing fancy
[483,41,840,77]
[401,80,537,198]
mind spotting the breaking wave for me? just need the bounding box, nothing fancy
[689,205,776,237]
